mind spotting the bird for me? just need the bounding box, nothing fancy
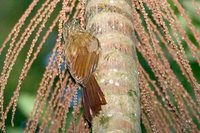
[63,19,106,123]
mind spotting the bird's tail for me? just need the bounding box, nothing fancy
[82,75,106,122]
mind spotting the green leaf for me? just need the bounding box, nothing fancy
[7,127,24,133]
[18,93,35,117]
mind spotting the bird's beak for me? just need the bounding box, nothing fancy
[63,22,68,43]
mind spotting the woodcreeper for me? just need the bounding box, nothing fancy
[63,19,106,122]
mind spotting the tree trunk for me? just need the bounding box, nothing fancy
[85,0,141,132]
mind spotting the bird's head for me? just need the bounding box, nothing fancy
[63,18,82,42]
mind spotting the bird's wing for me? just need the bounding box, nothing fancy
[66,32,100,85]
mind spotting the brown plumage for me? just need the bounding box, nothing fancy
[63,19,106,122]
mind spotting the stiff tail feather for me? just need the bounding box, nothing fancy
[82,75,106,122]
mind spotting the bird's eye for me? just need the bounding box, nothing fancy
[72,19,80,25]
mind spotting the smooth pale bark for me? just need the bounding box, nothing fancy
[85,0,141,132]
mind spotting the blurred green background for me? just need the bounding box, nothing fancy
[0,0,57,132]
[0,0,199,132]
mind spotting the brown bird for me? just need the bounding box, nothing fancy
[63,19,106,122]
